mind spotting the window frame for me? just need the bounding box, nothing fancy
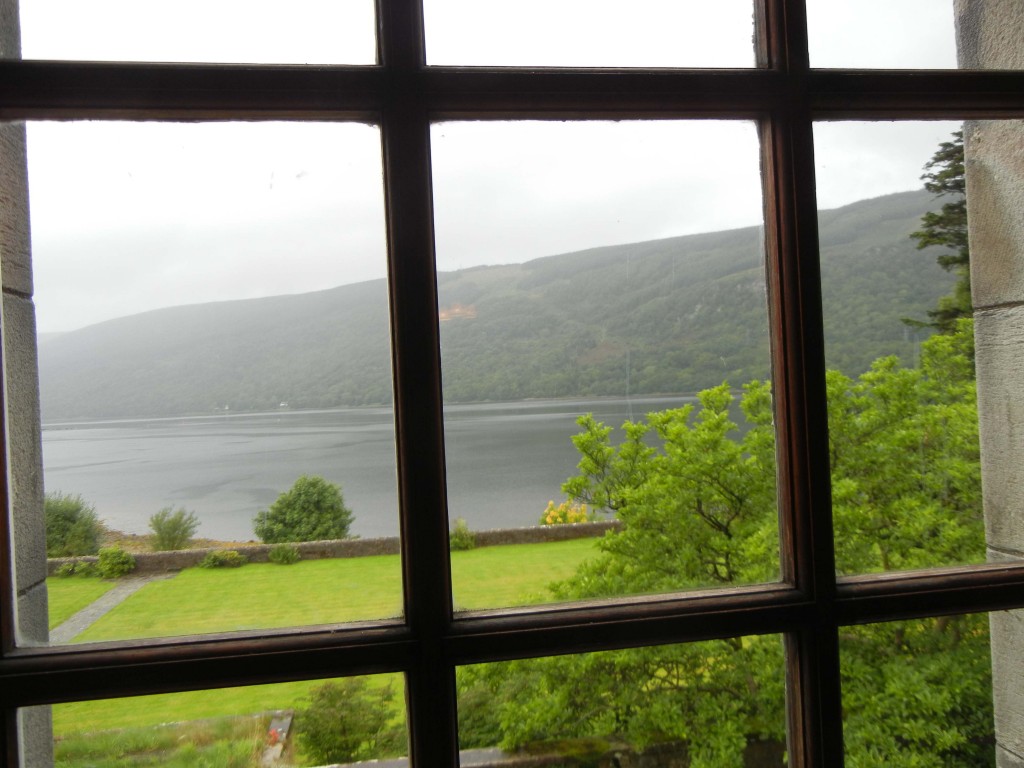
[2,0,1024,765]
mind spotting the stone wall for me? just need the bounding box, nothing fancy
[48,521,621,576]
[955,3,1024,766]
[0,0,55,761]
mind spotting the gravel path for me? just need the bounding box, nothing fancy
[50,572,177,644]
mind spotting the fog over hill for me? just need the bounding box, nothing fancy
[39,190,954,421]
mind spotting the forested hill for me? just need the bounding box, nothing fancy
[39,190,954,421]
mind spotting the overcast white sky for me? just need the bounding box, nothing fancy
[19,0,960,333]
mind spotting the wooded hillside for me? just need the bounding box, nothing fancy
[39,190,953,420]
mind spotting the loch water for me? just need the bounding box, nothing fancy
[42,396,694,541]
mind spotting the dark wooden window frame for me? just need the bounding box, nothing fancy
[2,1,1024,765]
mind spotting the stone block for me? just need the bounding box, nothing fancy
[17,706,54,768]
[3,294,47,591]
[0,0,19,58]
[0,123,32,297]
[998,744,1024,768]
[963,120,1024,309]
[992,608,1024,763]
[974,306,1024,556]
[955,0,1024,69]
[16,580,49,646]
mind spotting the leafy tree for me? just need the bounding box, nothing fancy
[253,475,354,543]
[44,492,102,557]
[909,131,971,332]
[297,678,406,765]
[148,507,200,551]
[461,321,987,766]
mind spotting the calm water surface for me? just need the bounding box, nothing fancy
[42,396,692,540]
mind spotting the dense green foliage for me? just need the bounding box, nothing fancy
[39,191,953,420]
[267,543,301,565]
[54,561,98,578]
[198,550,247,569]
[297,678,406,765]
[96,547,135,578]
[449,518,476,551]
[460,321,987,766]
[45,492,102,557]
[253,475,354,543]
[148,507,200,551]
[909,131,971,332]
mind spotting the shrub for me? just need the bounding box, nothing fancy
[149,507,200,551]
[268,544,301,565]
[54,560,98,578]
[298,678,406,765]
[539,499,592,526]
[45,492,103,557]
[449,518,476,551]
[96,547,135,578]
[198,549,247,569]
[253,475,354,543]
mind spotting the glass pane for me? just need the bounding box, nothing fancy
[17,0,376,64]
[424,0,756,68]
[40,674,407,767]
[806,0,958,69]
[840,615,995,766]
[27,121,401,642]
[457,636,787,766]
[431,120,777,609]
[814,121,986,575]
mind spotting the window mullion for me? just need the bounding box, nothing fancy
[382,100,459,766]
[762,105,844,768]
[379,1,457,765]
[759,2,842,764]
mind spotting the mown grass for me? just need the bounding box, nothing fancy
[70,537,598,643]
[50,537,600,747]
[47,578,117,629]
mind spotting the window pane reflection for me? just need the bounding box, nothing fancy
[431,120,778,609]
[458,636,787,765]
[813,121,985,575]
[806,0,957,69]
[17,0,377,64]
[45,674,407,767]
[424,0,756,68]
[840,615,994,766]
[29,121,401,642]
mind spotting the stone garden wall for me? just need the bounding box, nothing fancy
[47,520,622,576]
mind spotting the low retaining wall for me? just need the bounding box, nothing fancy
[48,520,622,576]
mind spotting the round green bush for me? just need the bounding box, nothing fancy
[253,475,354,543]
[45,492,103,557]
[97,547,136,578]
[198,550,247,569]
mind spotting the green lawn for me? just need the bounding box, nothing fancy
[70,538,598,643]
[53,679,356,736]
[47,578,117,629]
[49,537,600,741]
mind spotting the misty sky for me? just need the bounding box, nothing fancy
[18,0,960,333]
